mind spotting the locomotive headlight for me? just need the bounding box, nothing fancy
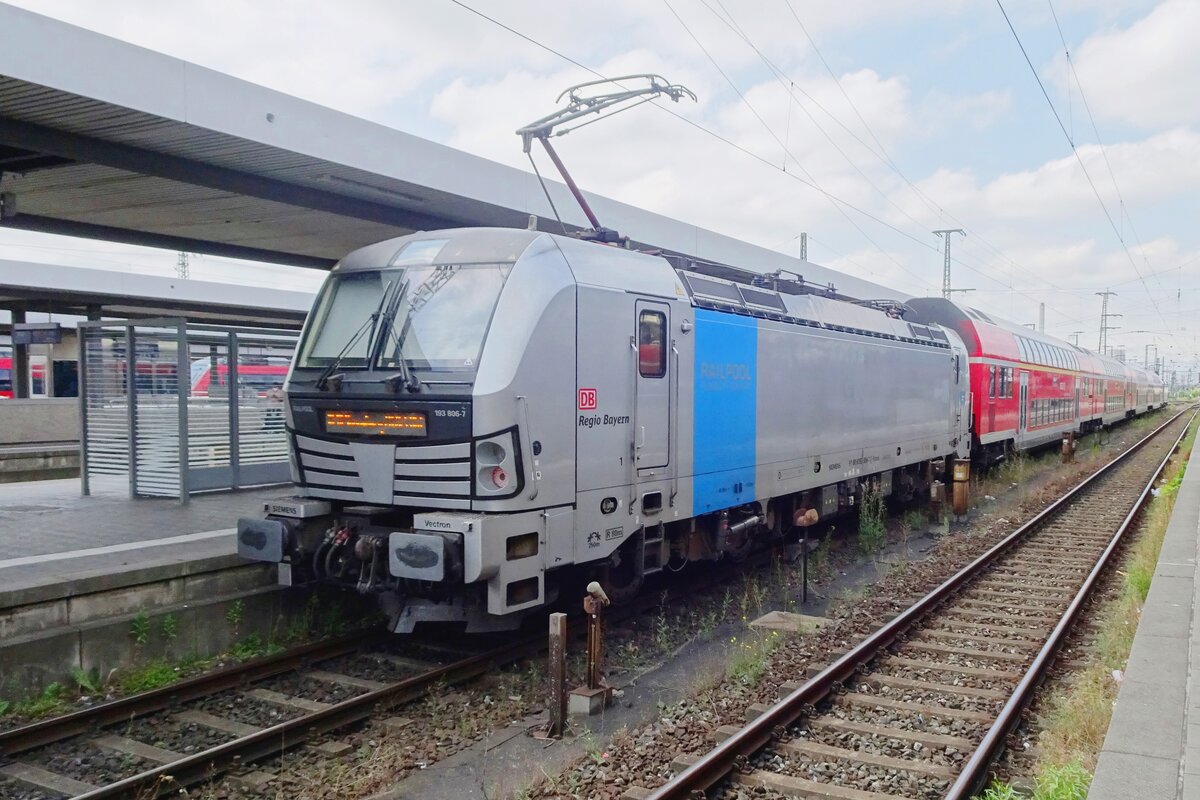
[476,440,507,464]
[474,431,519,497]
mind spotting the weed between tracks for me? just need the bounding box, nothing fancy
[0,594,367,727]
[980,415,1196,799]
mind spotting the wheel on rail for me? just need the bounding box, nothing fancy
[595,535,644,604]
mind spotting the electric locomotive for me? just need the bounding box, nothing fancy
[239,227,971,631]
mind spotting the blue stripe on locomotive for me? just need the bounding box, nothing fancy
[692,308,757,513]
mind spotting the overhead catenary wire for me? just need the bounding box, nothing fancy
[781,0,1064,296]
[447,0,1187,350]
[994,0,1170,334]
[1046,0,1161,292]
[660,0,935,291]
[447,0,959,293]
[452,0,1079,322]
[694,0,1081,319]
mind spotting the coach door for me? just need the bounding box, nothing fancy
[633,300,671,471]
[1019,370,1029,432]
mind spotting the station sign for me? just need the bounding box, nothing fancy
[11,322,63,345]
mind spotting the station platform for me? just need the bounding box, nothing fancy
[1090,445,1200,799]
[0,440,79,483]
[0,476,283,603]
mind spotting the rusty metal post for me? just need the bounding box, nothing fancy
[1062,431,1075,463]
[792,506,819,607]
[584,581,610,690]
[801,525,808,605]
[567,583,614,716]
[548,612,567,738]
[951,459,970,517]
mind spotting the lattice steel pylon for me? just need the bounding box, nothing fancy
[1097,290,1119,354]
[933,229,965,299]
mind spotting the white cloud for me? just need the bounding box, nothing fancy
[1054,0,1200,129]
[890,129,1200,231]
[984,129,1200,219]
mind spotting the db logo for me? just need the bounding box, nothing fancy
[578,388,597,410]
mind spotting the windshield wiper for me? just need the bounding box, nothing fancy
[378,278,422,393]
[313,281,393,392]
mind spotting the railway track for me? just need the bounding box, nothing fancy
[642,407,1195,800]
[0,539,782,799]
[0,628,534,800]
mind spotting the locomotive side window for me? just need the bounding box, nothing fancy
[638,310,667,378]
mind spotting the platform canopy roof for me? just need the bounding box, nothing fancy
[0,260,313,328]
[0,3,902,302]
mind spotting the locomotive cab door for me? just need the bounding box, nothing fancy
[634,301,671,472]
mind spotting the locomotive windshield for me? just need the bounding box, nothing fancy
[296,262,512,372]
[378,262,510,370]
[296,269,399,368]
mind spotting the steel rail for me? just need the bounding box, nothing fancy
[946,407,1196,798]
[647,406,1194,799]
[63,549,775,799]
[73,634,544,800]
[4,527,779,798]
[0,629,387,756]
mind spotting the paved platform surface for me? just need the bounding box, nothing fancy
[1090,441,1200,799]
[0,441,78,455]
[0,476,284,600]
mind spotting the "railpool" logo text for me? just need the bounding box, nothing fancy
[699,361,752,380]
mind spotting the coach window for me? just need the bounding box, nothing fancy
[638,310,667,378]
[988,365,996,397]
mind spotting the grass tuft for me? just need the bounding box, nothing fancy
[70,666,103,695]
[727,630,783,687]
[6,682,69,720]
[856,488,887,558]
[118,661,178,694]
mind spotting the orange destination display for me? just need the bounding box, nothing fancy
[323,410,427,437]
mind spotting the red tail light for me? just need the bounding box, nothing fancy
[490,466,509,489]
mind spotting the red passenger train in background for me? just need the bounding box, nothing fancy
[909,298,1166,464]
[0,355,47,399]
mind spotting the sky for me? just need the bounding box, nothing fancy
[2,0,1197,379]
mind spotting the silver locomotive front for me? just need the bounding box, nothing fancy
[239,228,579,631]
